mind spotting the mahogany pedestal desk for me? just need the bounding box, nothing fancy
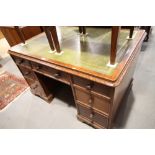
[8,27,146,128]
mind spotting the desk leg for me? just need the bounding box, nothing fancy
[44,27,55,51]
[79,26,86,35]
[129,26,134,39]
[50,26,61,53]
[79,26,83,34]
[110,26,120,65]
[14,26,25,44]
[40,26,44,32]
[82,26,86,35]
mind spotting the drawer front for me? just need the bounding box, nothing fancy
[78,104,108,128]
[13,56,31,68]
[78,104,92,119]
[31,81,46,97]
[74,87,110,115]
[93,111,108,128]
[92,83,112,98]
[18,66,36,80]
[25,77,36,88]
[74,87,91,104]
[25,77,46,97]
[72,76,93,90]
[31,62,70,84]
[72,76,112,97]
[93,95,110,115]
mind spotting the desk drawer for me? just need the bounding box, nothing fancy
[13,56,31,68]
[31,62,70,84]
[74,87,91,104]
[92,83,112,98]
[18,66,36,80]
[31,82,46,97]
[25,77,36,88]
[72,76,112,97]
[74,87,110,115]
[25,77,46,97]
[78,104,108,128]
[73,76,92,90]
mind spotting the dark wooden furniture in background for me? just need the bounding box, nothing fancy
[8,28,146,128]
[14,26,26,44]
[0,26,43,46]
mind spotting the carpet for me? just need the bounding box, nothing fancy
[0,71,28,110]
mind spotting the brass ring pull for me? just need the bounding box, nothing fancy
[24,72,30,75]
[18,59,23,64]
[88,99,92,104]
[32,84,38,89]
[35,65,41,70]
[90,113,94,119]
[54,72,61,78]
[86,84,92,90]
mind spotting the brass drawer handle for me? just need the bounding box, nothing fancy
[86,84,92,90]
[35,65,41,70]
[54,72,61,78]
[18,59,23,64]
[90,113,94,119]
[24,71,30,75]
[32,84,38,89]
[88,99,92,104]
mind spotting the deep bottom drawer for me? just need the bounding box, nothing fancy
[78,104,109,128]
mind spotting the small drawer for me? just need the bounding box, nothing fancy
[93,94,110,115]
[92,83,112,98]
[13,56,31,68]
[74,87,91,104]
[78,103,92,119]
[73,76,112,97]
[25,77,53,102]
[31,62,70,84]
[93,111,108,128]
[78,104,108,128]
[25,77,45,96]
[27,79,46,97]
[18,66,36,80]
[25,77,35,88]
[72,76,93,90]
[74,87,110,115]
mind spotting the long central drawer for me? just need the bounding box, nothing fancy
[31,62,70,85]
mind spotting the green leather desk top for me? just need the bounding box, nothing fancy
[10,27,136,76]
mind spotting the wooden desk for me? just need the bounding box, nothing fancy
[8,27,146,128]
